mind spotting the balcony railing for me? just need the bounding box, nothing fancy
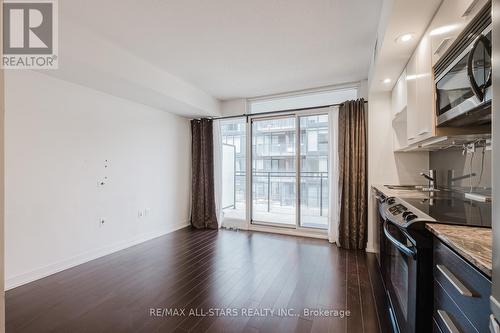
[230,171,328,216]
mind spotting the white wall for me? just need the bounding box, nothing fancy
[358,80,369,100]
[366,91,429,252]
[5,71,191,289]
[221,98,247,117]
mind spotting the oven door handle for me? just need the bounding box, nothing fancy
[383,220,417,259]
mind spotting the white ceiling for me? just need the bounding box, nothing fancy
[62,0,382,100]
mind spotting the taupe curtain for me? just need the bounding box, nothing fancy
[190,118,218,229]
[338,99,367,249]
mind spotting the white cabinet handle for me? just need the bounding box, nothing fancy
[437,310,461,333]
[436,265,473,297]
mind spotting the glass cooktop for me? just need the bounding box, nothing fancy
[402,192,491,227]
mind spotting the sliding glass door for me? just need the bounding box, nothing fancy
[251,116,296,226]
[250,112,329,230]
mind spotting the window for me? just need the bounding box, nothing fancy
[220,118,246,220]
[307,131,318,152]
[249,87,357,114]
[252,116,297,226]
[299,115,329,228]
[234,136,241,153]
[219,86,343,232]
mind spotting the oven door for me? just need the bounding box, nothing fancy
[373,190,386,264]
[381,220,418,333]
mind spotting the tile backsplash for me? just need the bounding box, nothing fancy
[429,147,491,193]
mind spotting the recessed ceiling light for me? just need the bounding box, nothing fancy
[383,78,391,84]
[396,33,413,43]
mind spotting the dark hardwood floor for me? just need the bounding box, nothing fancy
[6,228,391,333]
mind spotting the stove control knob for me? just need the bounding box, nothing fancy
[405,214,418,222]
[387,198,395,205]
[402,211,412,219]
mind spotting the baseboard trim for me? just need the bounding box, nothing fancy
[5,221,190,290]
[249,224,328,240]
[365,246,377,253]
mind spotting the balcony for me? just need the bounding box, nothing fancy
[222,171,329,229]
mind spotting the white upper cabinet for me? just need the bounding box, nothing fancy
[406,33,435,145]
[406,52,418,145]
[430,0,489,65]
[415,33,434,142]
[391,69,408,151]
[391,69,407,117]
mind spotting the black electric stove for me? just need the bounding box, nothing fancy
[402,192,491,227]
[377,189,492,333]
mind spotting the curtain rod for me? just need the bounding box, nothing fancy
[207,100,368,121]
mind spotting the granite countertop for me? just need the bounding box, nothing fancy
[426,223,492,278]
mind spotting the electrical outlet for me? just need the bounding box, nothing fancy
[138,208,150,219]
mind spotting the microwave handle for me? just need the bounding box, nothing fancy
[467,34,492,101]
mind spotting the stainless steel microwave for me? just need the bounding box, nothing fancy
[434,9,492,127]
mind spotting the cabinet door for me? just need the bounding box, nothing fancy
[400,69,407,111]
[415,33,434,142]
[391,76,400,116]
[406,52,418,144]
[391,69,407,117]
